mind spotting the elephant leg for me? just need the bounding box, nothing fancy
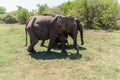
[27,32,38,53]
[74,39,79,54]
[64,32,69,45]
[47,34,56,54]
[74,35,79,54]
[68,33,74,40]
[60,34,67,54]
[71,32,79,54]
[28,40,38,53]
[41,40,45,46]
[65,39,69,45]
[69,32,79,46]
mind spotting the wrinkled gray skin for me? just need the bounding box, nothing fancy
[41,14,84,46]
[25,15,67,54]
[41,14,80,53]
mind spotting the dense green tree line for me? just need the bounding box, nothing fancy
[0,0,120,29]
[59,0,120,29]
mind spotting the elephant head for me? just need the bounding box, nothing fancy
[63,16,77,32]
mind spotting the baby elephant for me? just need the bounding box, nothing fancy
[55,35,68,45]
[41,33,69,47]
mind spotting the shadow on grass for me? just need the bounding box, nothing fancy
[29,51,82,60]
[29,44,86,60]
[53,44,86,50]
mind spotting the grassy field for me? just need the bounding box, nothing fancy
[0,24,120,80]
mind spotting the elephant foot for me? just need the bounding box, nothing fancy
[76,50,79,54]
[27,48,36,54]
[61,50,67,55]
[81,42,84,45]
[46,51,52,54]
[77,44,79,46]
[40,44,44,47]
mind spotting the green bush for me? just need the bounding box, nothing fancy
[59,0,120,30]
[16,8,30,24]
[3,14,17,23]
[0,6,6,14]
[0,13,17,24]
[36,4,49,15]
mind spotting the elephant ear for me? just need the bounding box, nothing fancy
[75,18,80,24]
[50,16,59,24]
[51,16,65,34]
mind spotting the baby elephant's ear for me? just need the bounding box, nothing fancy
[50,16,60,24]
[58,16,62,19]
[56,16,62,24]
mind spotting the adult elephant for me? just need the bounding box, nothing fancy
[64,16,80,53]
[41,14,80,53]
[41,14,84,47]
[25,15,67,54]
[67,17,84,45]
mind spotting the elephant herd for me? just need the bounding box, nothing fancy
[25,14,84,54]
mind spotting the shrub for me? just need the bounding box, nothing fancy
[0,13,17,24]
[16,8,30,24]
[3,14,17,23]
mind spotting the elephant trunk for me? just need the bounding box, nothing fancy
[78,24,84,45]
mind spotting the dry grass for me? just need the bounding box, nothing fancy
[0,24,120,80]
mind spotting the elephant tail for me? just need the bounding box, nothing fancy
[25,27,28,47]
[24,17,31,47]
[24,17,36,47]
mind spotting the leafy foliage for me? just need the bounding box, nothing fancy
[0,11,17,24]
[36,4,49,15]
[0,6,6,14]
[3,14,17,23]
[16,7,30,24]
[59,0,120,30]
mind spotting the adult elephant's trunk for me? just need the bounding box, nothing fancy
[75,18,84,45]
[78,24,84,45]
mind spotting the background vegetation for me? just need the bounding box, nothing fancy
[0,0,120,29]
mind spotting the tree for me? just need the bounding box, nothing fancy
[16,6,30,24]
[3,14,17,23]
[0,6,6,14]
[60,1,74,15]
[36,4,49,15]
[59,0,120,30]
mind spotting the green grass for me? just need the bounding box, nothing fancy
[0,24,120,80]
